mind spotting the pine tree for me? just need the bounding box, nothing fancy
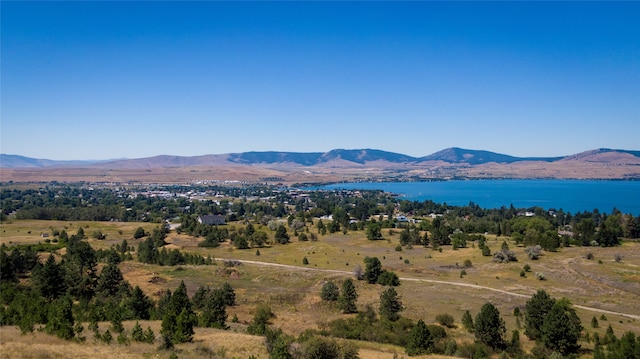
[95,262,124,298]
[199,289,228,329]
[338,279,358,314]
[474,302,506,350]
[379,287,403,321]
[125,285,153,320]
[161,281,196,343]
[46,295,75,340]
[524,289,555,340]
[406,319,433,356]
[462,310,475,332]
[33,254,66,301]
[363,256,383,284]
[540,299,583,355]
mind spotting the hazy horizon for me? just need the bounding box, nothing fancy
[2,2,638,161]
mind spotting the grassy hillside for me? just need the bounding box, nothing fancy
[1,220,639,358]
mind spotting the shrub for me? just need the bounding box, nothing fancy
[585,252,594,260]
[436,313,456,328]
[395,245,402,252]
[320,281,339,301]
[614,253,622,262]
[525,245,542,260]
[520,270,526,278]
[377,270,400,286]
[302,257,309,265]
[535,272,546,281]
[463,259,473,267]
[493,249,517,263]
[523,264,531,272]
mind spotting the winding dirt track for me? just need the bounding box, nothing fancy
[216,257,640,321]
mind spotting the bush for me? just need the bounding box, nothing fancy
[320,281,339,301]
[525,245,542,260]
[535,272,546,281]
[395,245,402,251]
[493,249,517,263]
[302,257,309,265]
[523,264,531,272]
[463,259,473,267]
[436,313,456,328]
[377,270,400,286]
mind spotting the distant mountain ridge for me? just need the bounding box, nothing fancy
[1,148,639,169]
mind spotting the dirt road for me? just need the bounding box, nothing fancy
[215,257,640,320]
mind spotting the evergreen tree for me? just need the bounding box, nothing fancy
[220,282,236,306]
[199,289,228,329]
[45,295,75,340]
[275,224,290,244]
[95,262,124,298]
[462,310,475,332]
[125,285,153,320]
[320,281,339,301]
[406,319,433,356]
[540,298,583,355]
[379,287,403,322]
[474,302,506,350]
[363,256,383,284]
[338,279,358,314]
[247,304,275,336]
[192,285,211,310]
[524,289,555,340]
[33,254,67,301]
[161,281,196,343]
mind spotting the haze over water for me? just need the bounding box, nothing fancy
[318,180,640,216]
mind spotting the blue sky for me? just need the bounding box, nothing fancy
[1,1,638,160]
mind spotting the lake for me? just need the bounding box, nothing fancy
[314,180,640,215]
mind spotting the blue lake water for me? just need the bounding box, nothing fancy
[314,180,640,215]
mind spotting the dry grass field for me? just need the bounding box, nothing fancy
[1,220,639,358]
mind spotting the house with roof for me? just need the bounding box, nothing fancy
[198,214,226,225]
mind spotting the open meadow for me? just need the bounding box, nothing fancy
[1,219,639,358]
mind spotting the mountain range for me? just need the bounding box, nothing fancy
[2,147,639,168]
[2,148,640,182]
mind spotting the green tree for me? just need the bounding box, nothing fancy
[247,304,275,336]
[524,289,555,340]
[302,336,341,359]
[95,262,124,298]
[462,310,475,332]
[379,287,403,322]
[33,254,67,301]
[363,256,383,284]
[133,227,146,239]
[124,285,153,320]
[540,298,583,355]
[275,224,290,244]
[199,288,228,329]
[406,319,433,356]
[377,270,400,286]
[320,281,340,301]
[220,282,236,306]
[366,222,383,240]
[45,295,75,340]
[474,302,506,350]
[338,279,358,314]
[161,281,196,343]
